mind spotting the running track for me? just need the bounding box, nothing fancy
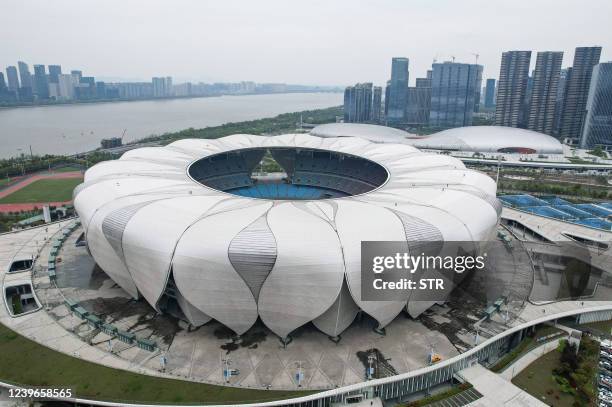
[0,171,83,213]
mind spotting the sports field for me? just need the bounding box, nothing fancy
[0,178,82,204]
[0,322,309,404]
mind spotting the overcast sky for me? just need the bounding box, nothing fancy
[2,0,611,87]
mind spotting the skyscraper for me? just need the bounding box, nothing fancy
[527,51,563,135]
[495,51,532,127]
[343,83,373,123]
[386,57,409,123]
[165,76,173,97]
[0,72,6,92]
[78,76,96,100]
[17,61,32,89]
[484,78,496,108]
[429,61,483,128]
[48,65,62,83]
[405,76,432,126]
[71,70,83,82]
[6,66,19,92]
[553,68,570,135]
[33,64,49,99]
[57,74,75,100]
[580,62,612,149]
[372,86,382,123]
[559,46,602,142]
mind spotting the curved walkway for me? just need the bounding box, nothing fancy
[497,336,565,381]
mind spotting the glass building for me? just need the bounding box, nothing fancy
[343,83,373,123]
[484,78,496,108]
[429,62,482,128]
[33,64,49,99]
[495,51,532,127]
[559,46,602,142]
[527,51,563,135]
[372,86,382,123]
[386,57,409,124]
[580,62,612,149]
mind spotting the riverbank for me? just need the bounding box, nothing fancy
[0,92,343,158]
[0,105,342,175]
[0,90,342,111]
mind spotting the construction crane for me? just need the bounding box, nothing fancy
[451,55,456,63]
[472,53,480,64]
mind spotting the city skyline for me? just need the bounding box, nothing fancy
[2,0,612,86]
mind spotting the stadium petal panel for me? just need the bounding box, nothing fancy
[74,133,500,340]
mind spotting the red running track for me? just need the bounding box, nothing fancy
[0,171,83,213]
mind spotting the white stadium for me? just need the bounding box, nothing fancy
[311,123,565,155]
[408,126,565,154]
[74,133,501,341]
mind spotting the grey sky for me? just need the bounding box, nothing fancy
[2,0,611,87]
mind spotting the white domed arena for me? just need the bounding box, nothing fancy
[74,133,501,341]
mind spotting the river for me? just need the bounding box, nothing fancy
[0,92,342,158]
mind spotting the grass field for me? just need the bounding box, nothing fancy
[490,325,564,373]
[0,322,310,404]
[581,319,612,335]
[512,350,575,407]
[52,166,83,173]
[0,178,82,203]
[512,337,598,407]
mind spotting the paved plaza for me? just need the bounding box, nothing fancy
[1,214,611,392]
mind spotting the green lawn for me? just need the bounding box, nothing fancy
[490,325,564,373]
[512,338,598,407]
[0,323,310,404]
[0,178,83,203]
[512,350,576,407]
[581,319,612,335]
[52,166,83,173]
[0,177,14,187]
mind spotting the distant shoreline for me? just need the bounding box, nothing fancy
[0,90,342,111]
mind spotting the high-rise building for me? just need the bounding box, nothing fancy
[6,66,19,92]
[165,76,173,97]
[57,74,75,100]
[33,64,49,99]
[559,46,602,142]
[48,65,62,83]
[384,81,390,117]
[78,76,96,99]
[553,68,570,135]
[484,78,496,108]
[495,51,532,127]
[17,61,32,89]
[429,61,483,128]
[405,76,432,126]
[96,81,107,99]
[527,51,563,135]
[372,86,382,123]
[70,70,83,84]
[386,57,409,123]
[0,72,16,102]
[343,83,373,123]
[580,62,612,149]
[153,77,173,97]
[0,72,6,92]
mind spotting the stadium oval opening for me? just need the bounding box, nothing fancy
[187,147,389,200]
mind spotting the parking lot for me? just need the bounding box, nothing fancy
[599,340,612,406]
